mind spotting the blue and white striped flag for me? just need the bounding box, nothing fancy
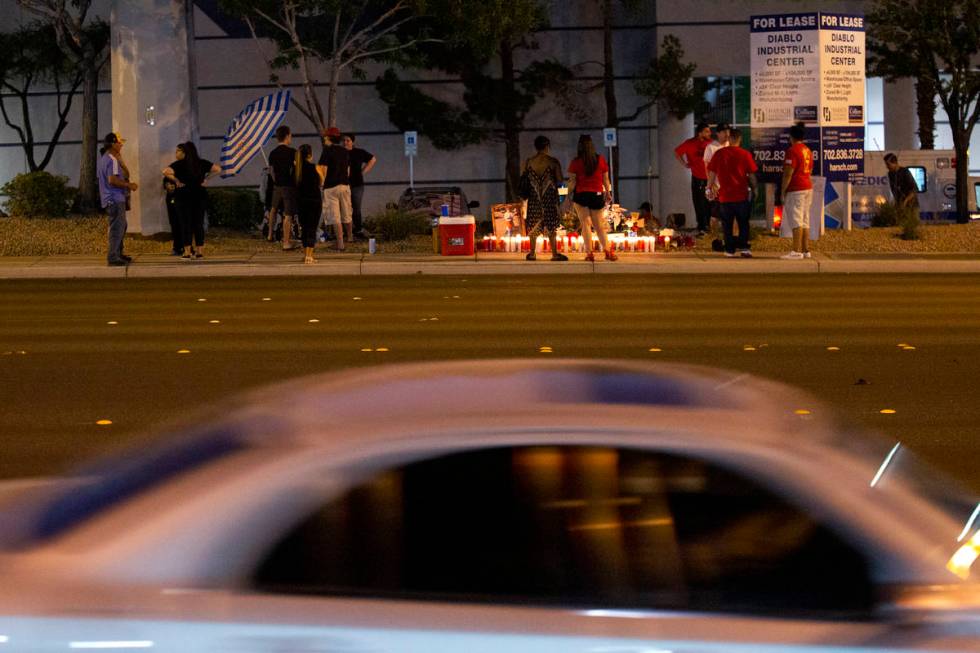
[220,90,291,178]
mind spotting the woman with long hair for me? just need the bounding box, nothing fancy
[295,144,324,264]
[565,134,616,261]
[163,141,220,259]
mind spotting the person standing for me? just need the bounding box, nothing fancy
[163,142,220,259]
[521,135,567,261]
[566,134,616,261]
[295,144,323,264]
[702,123,730,229]
[884,152,920,212]
[163,178,181,255]
[343,134,376,240]
[267,125,299,250]
[97,132,137,266]
[779,123,815,260]
[706,128,758,258]
[674,121,713,234]
[317,126,353,251]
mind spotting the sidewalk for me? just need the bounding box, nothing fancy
[3,250,980,278]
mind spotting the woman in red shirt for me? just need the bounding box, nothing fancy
[565,134,617,261]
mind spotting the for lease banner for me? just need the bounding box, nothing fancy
[818,13,866,127]
[750,12,865,182]
[750,13,820,128]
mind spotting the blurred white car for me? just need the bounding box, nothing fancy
[0,360,978,652]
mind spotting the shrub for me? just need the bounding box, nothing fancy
[207,188,263,231]
[365,207,431,241]
[898,206,921,240]
[871,202,899,227]
[1,171,75,218]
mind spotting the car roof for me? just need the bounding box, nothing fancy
[217,359,837,449]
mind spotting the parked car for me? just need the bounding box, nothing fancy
[396,186,480,222]
[0,360,977,652]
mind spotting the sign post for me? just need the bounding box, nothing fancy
[404,131,418,188]
[749,12,865,232]
[603,127,618,202]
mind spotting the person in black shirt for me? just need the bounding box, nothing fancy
[343,133,376,239]
[317,126,352,251]
[294,144,324,264]
[267,125,299,250]
[163,141,220,259]
[884,152,920,209]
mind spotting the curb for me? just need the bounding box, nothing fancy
[3,253,980,279]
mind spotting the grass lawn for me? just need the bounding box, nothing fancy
[4,215,980,256]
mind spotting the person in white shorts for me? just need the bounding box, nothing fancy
[317,126,353,251]
[779,122,814,260]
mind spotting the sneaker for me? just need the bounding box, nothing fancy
[526,252,536,261]
[781,251,805,260]
[604,249,618,261]
[803,251,812,259]
[584,253,596,262]
[724,252,737,258]
[550,253,569,261]
[739,250,753,258]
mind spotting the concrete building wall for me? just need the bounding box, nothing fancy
[1,0,976,231]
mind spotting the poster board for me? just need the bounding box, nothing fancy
[491,202,525,237]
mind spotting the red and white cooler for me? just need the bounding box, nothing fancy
[438,215,476,256]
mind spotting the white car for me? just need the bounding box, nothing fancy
[0,360,978,652]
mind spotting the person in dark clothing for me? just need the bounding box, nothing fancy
[268,125,299,250]
[295,144,323,264]
[317,126,352,251]
[162,141,220,259]
[674,121,713,234]
[163,178,182,255]
[342,133,376,239]
[521,135,567,261]
[884,152,920,210]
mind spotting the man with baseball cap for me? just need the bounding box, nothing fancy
[317,126,352,250]
[97,132,138,266]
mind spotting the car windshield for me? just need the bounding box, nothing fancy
[838,431,979,543]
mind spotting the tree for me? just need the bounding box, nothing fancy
[16,0,109,214]
[219,0,433,134]
[376,0,582,201]
[0,23,86,172]
[575,1,697,197]
[868,0,980,222]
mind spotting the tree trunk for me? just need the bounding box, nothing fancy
[602,0,620,199]
[500,39,521,203]
[915,77,936,150]
[952,128,971,223]
[75,62,99,213]
[328,62,339,129]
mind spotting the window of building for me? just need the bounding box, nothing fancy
[253,447,874,618]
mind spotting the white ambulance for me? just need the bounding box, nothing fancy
[852,150,980,224]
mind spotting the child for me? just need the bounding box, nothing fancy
[163,177,181,255]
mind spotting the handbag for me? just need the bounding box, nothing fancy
[517,166,533,200]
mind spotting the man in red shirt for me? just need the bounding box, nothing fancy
[674,121,713,234]
[779,122,814,260]
[706,128,758,257]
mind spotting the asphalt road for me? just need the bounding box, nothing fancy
[1,274,978,492]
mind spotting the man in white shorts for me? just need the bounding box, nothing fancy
[779,122,814,260]
[317,126,353,251]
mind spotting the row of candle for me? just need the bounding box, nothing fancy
[479,234,664,253]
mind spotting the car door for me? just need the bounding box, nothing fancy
[156,445,943,653]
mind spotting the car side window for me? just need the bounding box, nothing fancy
[252,447,874,618]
